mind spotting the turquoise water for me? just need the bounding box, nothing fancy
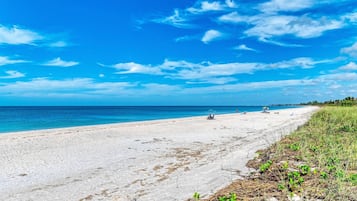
[0,106,297,133]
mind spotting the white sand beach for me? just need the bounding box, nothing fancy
[0,106,318,201]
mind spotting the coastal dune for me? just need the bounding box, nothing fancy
[0,106,318,201]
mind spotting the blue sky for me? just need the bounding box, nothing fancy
[0,0,357,106]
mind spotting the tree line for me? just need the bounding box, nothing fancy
[300,96,357,106]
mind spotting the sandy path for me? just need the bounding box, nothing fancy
[0,106,318,201]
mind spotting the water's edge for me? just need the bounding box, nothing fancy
[0,106,298,133]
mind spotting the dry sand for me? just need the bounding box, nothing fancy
[0,106,318,201]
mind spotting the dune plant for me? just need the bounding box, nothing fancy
[259,160,272,173]
[218,193,237,201]
[193,192,200,201]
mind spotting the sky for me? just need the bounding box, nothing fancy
[0,0,357,106]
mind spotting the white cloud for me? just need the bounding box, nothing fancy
[160,59,198,70]
[106,57,327,84]
[342,12,357,23]
[186,0,237,14]
[187,1,225,13]
[0,56,28,66]
[175,35,197,42]
[218,12,248,23]
[258,0,314,13]
[338,62,357,70]
[266,57,327,69]
[183,79,316,94]
[1,73,355,100]
[201,29,224,44]
[329,84,341,89]
[2,77,312,98]
[174,62,258,80]
[246,15,342,39]
[341,42,357,58]
[48,41,68,48]
[153,9,193,29]
[113,62,162,75]
[0,25,43,45]
[219,11,343,46]
[319,72,357,81]
[43,57,79,67]
[225,0,237,8]
[0,78,135,97]
[235,44,257,52]
[0,70,25,79]
[258,37,304,47]
[0,24,70,48]
[152,0,238,29]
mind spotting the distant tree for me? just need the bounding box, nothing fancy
[300,96,357,106]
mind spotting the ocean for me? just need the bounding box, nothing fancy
[0,106,297,133]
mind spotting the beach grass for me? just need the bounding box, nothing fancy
[202,106,357,201]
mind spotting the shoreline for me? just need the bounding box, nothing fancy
[0,106,319,201]
[0,106,300,135]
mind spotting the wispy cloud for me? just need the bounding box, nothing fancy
[319,72,357,81]
[338,62,357,71]
[266,57,330,69]
[47,41,69,48]
[152,9,193,29]
[218,11,247,23]
[0,24,71,49]
[175,35,198,42]
[0,70,25,79]
[341,42,357,58]
[187,1,227,14]
[201,29,224,44]
[258,37,304,47]
[342,12,357,23]
[152,0,237,28]
[42,57,79,67]
[220,13,343,40]
[112,62,162,75]
[183,79,316,94]
[0,56,28,66]
[0,78,134,97]
[0,72,354,100]
[235,44,257,52]
[148,0,355,48]
[0,25,43,45]
[258,0,314,13]
[0,76,315,98]
[105,57,329,84]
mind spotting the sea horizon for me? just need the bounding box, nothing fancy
[0,105,298,134]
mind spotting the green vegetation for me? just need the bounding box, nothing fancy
[287,171,304,191]
[289,143,300,151]
[205,106,357,201]
[193,192,200,201]
[218,193,237,201]
[299,164,311,175]
[301,96,357,106]
[259,160,272,173]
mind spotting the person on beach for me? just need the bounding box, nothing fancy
[207,113,215,120]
